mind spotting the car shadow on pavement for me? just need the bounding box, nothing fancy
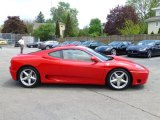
[3,79,145,91]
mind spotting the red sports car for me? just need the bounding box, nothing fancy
[10,46,149,90]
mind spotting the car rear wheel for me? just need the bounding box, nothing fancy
[107,69,131,90]
[46,46,50,49]
[147,50,152,58]
[18,67,40,88]
[111,49,117,55]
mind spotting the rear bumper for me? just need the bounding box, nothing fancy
[130,70,149,85]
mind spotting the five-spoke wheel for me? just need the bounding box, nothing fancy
[107,69,131,90]
[18,67,40,88]
[111,49,117,55]
[147,50,152,58]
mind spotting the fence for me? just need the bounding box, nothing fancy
[58,34,160,43]
[0,33,35,44]
[2,33,160,45]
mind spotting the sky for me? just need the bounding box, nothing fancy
[0,0,127,28]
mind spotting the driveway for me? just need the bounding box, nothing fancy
[0,47,160,120]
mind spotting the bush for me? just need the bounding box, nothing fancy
[151,31,154,34]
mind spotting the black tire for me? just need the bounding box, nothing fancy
[18,66,40,88]
[111,49,117,55]
[127,54,132,57]
[45,46,50,50]
[147,50,152,58]
[107,68,131,90]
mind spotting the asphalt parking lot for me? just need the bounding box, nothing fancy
[0,46,160,120]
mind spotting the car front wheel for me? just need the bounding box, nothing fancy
[46,46,50,49]
[147,50,152,58]
[111,49,117,55]
[18,66,40,88]
[107,69,131,90]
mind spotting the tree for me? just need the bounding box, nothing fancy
[104,5,139,35]
[23,20,34,34]
[33,23,55,41]
[64,14,74,37]
[50,2,79,36]
[2,16,27,34]
[126,0,160,20]
[78,26,89,37]
[158,28,160,34]
[119,20,147,35]
[89,18,102,37]
[36,11,45,23]
[55,21,60,38]
[0,25,3,32]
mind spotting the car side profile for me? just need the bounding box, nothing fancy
[10,46,149,90]
[82,40,106,49]
[95,41,132,55]
[38,41,59,50]
[126,40,160,58]
[0,39,7,45]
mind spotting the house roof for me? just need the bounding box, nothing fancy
[145,16,160,22]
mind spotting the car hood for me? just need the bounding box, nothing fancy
[110,55,134,63]
[95,45,113,51]
[127,45,151,50]
[106,55,148,71]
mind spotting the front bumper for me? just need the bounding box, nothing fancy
[130,69,149,85]
[127,50,148,57]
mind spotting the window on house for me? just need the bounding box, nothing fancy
[156,21,159,27]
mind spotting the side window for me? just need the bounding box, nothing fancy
[49,50,62,58]
[63,49,92,62]
[155,41,160,46]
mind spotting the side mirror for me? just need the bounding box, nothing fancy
[91,56,99,62]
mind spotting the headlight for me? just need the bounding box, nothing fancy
[135,64,145,70]
[139,48,147,51]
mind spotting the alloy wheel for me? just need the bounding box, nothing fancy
[18,67,39,87]
[111,49,116,55]
[147,50,152,58]
[108,69,131,90]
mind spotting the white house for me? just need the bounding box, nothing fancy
[59,22,65,38]
[146,3,160,34]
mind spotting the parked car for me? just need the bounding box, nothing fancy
[58,41,85,47]
[95,41,132,55]
[10,46,149,90]
[26,42,42,48]
[126,40,160,58]
[82,40,106,49]
[38,41,59,50]
[14,41,20,47]
[0,39,7,45]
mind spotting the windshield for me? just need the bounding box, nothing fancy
[82,41,93,45]
[137,40,155,46]
[86,47,113,61]
[108,41,121,46]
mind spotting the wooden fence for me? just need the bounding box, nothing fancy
[57,34,160,43]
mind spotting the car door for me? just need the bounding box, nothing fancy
[59,49,106,85]
[40,50,63,83]
[151,41,160,56]
[155,41,160,55]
